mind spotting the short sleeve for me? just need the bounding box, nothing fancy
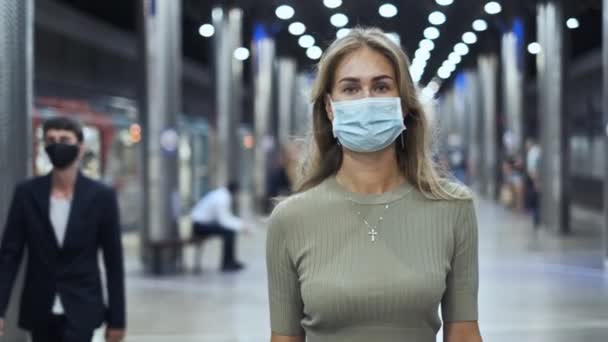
[441,199,479,322]
[265,206,305,335]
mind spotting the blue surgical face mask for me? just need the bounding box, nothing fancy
[330,96,406,153]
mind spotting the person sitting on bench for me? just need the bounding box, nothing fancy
[190,181,250,272]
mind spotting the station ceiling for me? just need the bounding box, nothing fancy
[56,0,602,88]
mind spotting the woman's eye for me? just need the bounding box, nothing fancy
[375,84,390,92]
[343,87,358,94]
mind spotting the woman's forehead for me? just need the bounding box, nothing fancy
[334,47,396,81]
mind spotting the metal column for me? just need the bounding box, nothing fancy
[602,0,608,268]
[213,7,244,187]
[137,0,182,274]
[277,58,297,146]
[537,1,569,233]
[252,27,275,209]
[478,55,498,199]
[440,90,456,151]
[0,1,33,340]
[229,9,244,186]
[453,74,468,147]
[293,72,314,137]
[464,71,482,190]
[501,20,525,155]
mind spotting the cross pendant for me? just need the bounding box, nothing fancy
[368,228,378,242]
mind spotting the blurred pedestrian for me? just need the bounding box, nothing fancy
[266,147,294,210]
[191,181,252,272]
[499,158,515,207]
[446,134,467,184]
[266,27,481,342]
[525,138,541,227]
[0,117,126,342]
[499,156,524,211]
[511,156,525,211]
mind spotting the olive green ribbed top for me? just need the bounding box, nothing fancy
[266,176,479,342]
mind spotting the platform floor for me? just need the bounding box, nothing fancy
[95,197,608,342]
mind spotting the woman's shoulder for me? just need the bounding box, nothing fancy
[438,179,474,200]
[266,193,311,240]
[438,181,476,222]
[271,183,328,220]
[412,179,475,216]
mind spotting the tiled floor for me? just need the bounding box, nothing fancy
[95,197,608,342]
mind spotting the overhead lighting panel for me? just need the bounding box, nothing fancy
[299,35,316,48]
[331,13,349,27]
[379,3,399,18]
[484,2,502,15]
[424,27,440,40]
[462,32,478,44]
[199,24,215,37]
[419,39,435,51]
[307,46,323,60]
[324,0,342,9]
[234,47,250,61]
[276,5,295,20]
[436,0,454,6]
[429,11,446,25]
[527,42,541,55]
[337,28,351,39]
[288,22,306,36]
[566,18,580,29]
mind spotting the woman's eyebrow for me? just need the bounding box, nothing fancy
[372,75,394,82]
[337,77,361,84]
[338,75,394,83]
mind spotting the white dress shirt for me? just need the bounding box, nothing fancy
[190,187,243,231]
[527,145,541,176]
[50,196,72,315]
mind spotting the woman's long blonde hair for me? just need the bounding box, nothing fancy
[294,27,470,200]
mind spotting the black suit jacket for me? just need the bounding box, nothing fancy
[0,173,125,331]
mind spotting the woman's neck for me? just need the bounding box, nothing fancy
[336,145,405,195]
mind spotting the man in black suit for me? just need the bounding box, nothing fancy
[0,117,126,342]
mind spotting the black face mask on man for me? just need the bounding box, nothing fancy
[45,143,80,170]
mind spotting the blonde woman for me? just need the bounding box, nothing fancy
[266,27,481,342]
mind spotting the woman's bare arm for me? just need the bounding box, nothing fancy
[271,333,305,342]
[444,321,482,342]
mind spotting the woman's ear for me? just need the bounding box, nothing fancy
[325,94,334,122]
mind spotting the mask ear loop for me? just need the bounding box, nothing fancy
[328,95,341,146]
[400,112,408,150]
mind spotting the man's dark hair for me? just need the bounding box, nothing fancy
[43,116,84,143]
[227,181,240,195]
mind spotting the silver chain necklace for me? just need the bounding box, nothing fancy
[349,202,392,243]
[341,177,413,243]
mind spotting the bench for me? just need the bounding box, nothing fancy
[148,234,211,274]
